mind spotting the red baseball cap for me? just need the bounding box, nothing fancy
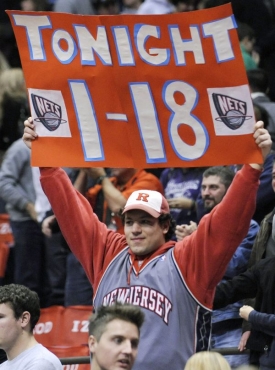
[122,190,170,218]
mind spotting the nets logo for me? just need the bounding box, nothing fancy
[212,93,252,130]
[31,93,67,131]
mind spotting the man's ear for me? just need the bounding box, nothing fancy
[20,311,31,329]
[162,220,170,235]
[88,335,97,354]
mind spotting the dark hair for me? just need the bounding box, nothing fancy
[203,0,230,8]
[169,0,194,6]
[203,166,234,190]
[247,68,269,93]
[0,284,40,331]
[236,22,255,42]
[158,213,176,242]
[89,303,144,339]
[92,0,118,10]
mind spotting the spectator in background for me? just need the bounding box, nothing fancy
[120,0,142,14]
[251,97,275,225]
[184,351,231,370]
[0,0,22,68]
[53,0,95,14]
[0,53,9,75]
[237,22,259,71]
[252,151,275,225]
[0,139,51,308]
[93,0,120,14]
[176,166,259,369]
[20,0,51,10]
[54,0,120,15]
[137,0,175,14]
[0,284,62,369]
[0,68,29,152]
[214,257,275,370]
[235,157,275,366]
[169,0,195,12]
[88,303,144,370]
[39,167,93,306]
[0,53,10,164]
[160,167,204,236]
[248,68,275,149]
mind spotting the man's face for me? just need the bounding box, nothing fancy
[96,1,120,15]
[89,319,139,370]
[110,168,128,178]
[176,1,195,12]
[243,37,255,53]
[0,303,22,353]
[201,175,227,211]
[109,168,135,183]
[21,0,35,11]
[124,210,168,257]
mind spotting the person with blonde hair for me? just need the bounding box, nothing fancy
[0,68,26,104]
[184,351,231,370]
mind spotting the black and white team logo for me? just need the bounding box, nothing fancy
[212,93,252,130]
[31,93,67,131]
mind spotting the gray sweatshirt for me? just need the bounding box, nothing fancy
[0,139,36,221]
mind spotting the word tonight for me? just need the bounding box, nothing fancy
[12,13,237,66]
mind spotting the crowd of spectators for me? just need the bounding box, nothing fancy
[1,1,275,369]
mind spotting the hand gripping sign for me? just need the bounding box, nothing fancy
[7,4,262,168]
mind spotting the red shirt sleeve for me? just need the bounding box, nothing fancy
[173,164,261,308]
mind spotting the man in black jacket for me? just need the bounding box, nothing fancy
[214,257,275,369]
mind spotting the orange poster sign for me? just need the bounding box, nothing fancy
[7,4,262,168]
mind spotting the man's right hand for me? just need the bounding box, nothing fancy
[238,331,251,352]
[25,202,38,222]
[23,117,37,149]
[42,215,57,237]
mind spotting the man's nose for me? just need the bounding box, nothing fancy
[132,222,141,233]
[122,340,133,354]
[201,187,209,196]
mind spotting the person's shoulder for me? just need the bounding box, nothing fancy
[35,343,59,357]
[29,344,62,368]
[4,138,26,153]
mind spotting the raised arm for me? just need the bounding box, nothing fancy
[250,120,272,170]
[22,117,127,289]
[173,121,271,308]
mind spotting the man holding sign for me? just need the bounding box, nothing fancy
[23,118,271,369]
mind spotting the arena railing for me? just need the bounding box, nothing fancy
[59,348,250,365]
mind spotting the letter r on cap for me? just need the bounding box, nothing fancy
[136,193,149,202]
